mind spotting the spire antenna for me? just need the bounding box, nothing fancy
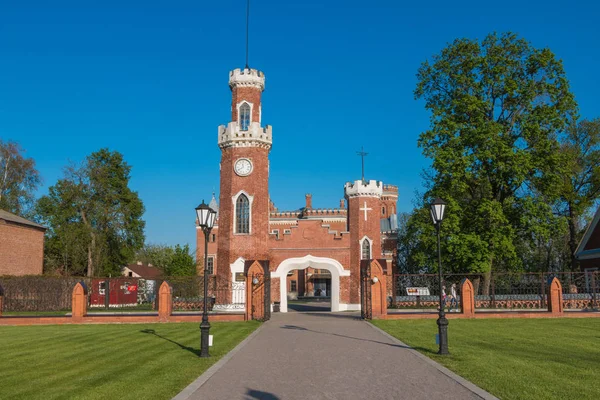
[245,0,250,69]
[357,146,368,183]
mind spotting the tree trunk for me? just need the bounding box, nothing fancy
[482,269,492,296]
[568,205,579,271]
[81,209,96,277]
[87,244,93,277]
[482,252,495,296]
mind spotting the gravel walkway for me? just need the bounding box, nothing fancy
[180,311,493,400]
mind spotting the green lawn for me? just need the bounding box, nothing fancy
[372,318,600,400]
[0,321,260,400]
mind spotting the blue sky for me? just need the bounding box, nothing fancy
[2,1,599,251]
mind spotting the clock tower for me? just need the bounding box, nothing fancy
[216,68,272,284]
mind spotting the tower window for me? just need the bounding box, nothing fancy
[240,103,251,131]
[236,194,250,233]
[382,206,386,216]
[361,238,371,260]
[207,257,214,275]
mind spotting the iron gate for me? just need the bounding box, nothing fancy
[360,262,372,319]
[251,272,271,321]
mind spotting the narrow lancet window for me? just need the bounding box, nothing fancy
[362,239,371,260]
[236,194,250,233]
[240,103,251,131]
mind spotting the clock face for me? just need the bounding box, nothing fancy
[234,158,253,176]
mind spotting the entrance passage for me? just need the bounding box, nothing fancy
[286,267,332,311]
[272,255,351,313]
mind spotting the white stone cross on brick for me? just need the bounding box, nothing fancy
[360,201,372,221]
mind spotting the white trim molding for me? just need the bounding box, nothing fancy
[232,190,254,235]
[344,180,383,198]
[272,255,350,313]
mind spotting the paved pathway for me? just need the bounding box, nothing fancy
[181,312,491,400]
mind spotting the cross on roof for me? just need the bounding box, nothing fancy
[356,146,368,183]
[360,201,372,221]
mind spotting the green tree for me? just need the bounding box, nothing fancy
[557,118,600,270]
[412,32,578,288]
[37,149,145,276]
[0,140,41,216]
[136,243,197,276]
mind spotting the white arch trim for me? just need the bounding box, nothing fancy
[272,255,351,313]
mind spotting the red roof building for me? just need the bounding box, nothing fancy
[122,262,162,279]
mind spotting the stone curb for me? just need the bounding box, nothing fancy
[172,321,267,400]
[366,321,499,400]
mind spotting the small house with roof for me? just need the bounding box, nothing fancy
[576,206,600,272]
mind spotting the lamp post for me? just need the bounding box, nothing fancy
[195,200,217,358]
[430,198,449,355]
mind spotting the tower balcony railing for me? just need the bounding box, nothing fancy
[218,121,272,148]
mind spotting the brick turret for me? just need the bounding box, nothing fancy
[215,68,273,289]
[345,180,383,304]
[381,184,398,218]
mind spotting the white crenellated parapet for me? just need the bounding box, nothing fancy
[344,180,383,198]
[229,68,265,90]
[218,121,272,149]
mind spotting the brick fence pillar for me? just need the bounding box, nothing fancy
[370,260,388,319]
[72,281,88,320]
[460,278,475,317]
[547,277,564,315]
[158,281,172,322]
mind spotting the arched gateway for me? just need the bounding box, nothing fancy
[272,255,351,313]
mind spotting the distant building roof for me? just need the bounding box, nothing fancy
[576,206,600,261]
[124,262,163,279]
[209,192,219,218]
[380,214,398,233]
[0,209,46,230]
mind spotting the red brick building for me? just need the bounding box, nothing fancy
[196,67,398,312]
[0,209,45,276]
[576,206,600,272]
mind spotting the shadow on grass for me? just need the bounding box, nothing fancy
[280,324,411,349]
[140,329,200,356]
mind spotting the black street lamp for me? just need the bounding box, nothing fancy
[195,200,217,358]
[430,198,449,355]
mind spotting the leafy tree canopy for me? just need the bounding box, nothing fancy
[0,140,41,216]
[37,149,145,276]
[407,32,579,277]
[136,243,197,276]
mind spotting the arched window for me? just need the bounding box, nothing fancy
[240,103,251,131]
[361,238,371,260]
[236,194,250,233]
[382,206,386,216]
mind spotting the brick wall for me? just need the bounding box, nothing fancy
[217,146,271,284]
[231,86,262,123]
[0,222,44,276]
[196,225,219,275]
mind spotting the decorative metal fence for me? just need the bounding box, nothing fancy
[0,275,245,315]
[391,271,600,311]
[169,276,246,312]
[0,276,83,313]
